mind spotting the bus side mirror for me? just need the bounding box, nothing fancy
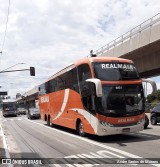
[81,81,96,113]
[86,79,102,97]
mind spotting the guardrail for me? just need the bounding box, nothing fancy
[92,13,160,56]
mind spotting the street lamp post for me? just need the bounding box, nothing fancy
[0,63,35,76]
[0,63,25,73]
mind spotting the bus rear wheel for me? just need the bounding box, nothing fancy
[47,117,50,126]
[77,121,85,137]
[47,116,54,127]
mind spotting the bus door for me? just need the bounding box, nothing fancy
[78,64,97,128]
[81,81,97,129]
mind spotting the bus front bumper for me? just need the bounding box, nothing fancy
[96,120,144,136]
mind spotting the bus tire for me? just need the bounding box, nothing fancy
[47,117,50,126]
[49,117,54,127]
[50,123,54,127]
[77,121,85,137]
[151,116,157,125]
[44,115,47,121]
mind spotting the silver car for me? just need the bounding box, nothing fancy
[27,108,40,119]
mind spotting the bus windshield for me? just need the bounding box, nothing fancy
[93,62,139,80]
[3,102,17,110]
[95,85,144,117]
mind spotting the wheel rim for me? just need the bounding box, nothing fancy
[151,117,156,124]
[50,118,52,126]
[79,122,84,134]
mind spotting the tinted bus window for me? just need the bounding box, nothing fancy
[39,68,79,94]
[93,62,139,81]
[78,64,92,82]
[39,84,47,95]
[48,79,57,93]
[65,68,79,92]
[55,77,65,91]
[3,102,17,110]
[95,84,144,117]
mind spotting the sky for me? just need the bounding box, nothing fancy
[0,0,160,98]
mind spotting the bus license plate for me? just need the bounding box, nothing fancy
[122,128,130,133]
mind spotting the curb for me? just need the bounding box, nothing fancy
[0,125,6,158]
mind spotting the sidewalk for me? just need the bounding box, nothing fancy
[0,124,6,159]
[0,110,6,159]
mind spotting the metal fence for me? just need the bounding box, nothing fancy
[92,13,160,56]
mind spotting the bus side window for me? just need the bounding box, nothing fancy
[65,70,73,89]
[78,64,93,112]
[55,77,65,91]
[72,68,79,92]
[78,64,92,83]
[48,79,57,93]
[39,84,47,95]
[81,82,96,115]
[64,68,79,93]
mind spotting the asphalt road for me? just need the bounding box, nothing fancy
[0,112,160,167]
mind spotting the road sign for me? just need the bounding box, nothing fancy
[0,91,8,95]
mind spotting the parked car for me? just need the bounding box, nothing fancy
[17,107,27,115]
[27,108,40,119]
[144,114,149,129]
[150,104,160,125]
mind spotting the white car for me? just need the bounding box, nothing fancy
[17,107,27,115]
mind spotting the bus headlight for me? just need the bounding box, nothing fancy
[99,120,114,127]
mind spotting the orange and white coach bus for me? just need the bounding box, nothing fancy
[38,57,145,136]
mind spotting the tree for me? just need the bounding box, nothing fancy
[147,89,160,103]
[155,90,160,101]
[147,93,156,103]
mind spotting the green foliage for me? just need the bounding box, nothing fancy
[147,90,160,103]
[147,93,156,103]
[154,90,160,101]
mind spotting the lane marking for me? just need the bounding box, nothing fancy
[2,118,22,122]
[65,150,138,166]
[0,124,13,167]
[25,119,159,167]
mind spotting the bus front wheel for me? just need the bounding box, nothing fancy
[77,121,85,137]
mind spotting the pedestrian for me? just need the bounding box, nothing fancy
[90,50,97,57]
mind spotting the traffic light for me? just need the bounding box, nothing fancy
[30,67,35,76]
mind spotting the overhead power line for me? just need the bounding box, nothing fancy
[1,0,11,53]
